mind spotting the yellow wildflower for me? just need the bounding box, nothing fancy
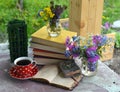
[40,11,44,16]
[102,16,106,19]
[102,16,109,20]
[42,7,54,19]
[46,7,51,12]
[50,13,54,18]
[44,7,51,12]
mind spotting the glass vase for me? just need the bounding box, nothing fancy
[81,59,98,76]
[47,21,62,37]
[74,57,82,69]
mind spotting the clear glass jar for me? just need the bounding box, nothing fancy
[74,57,82,69]
[81,59,98,76]
[47,20,62,37]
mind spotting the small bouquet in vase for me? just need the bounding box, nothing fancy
[38,1,67,37]
[64,35,114,76]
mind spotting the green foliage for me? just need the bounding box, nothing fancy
[103,0,120,23]
[0,0,69,42]
[115,32,120,48]
[101,28,116,35]
[102,0,120,48]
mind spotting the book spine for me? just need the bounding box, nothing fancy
[33,48,64,54]
[30,42,65,54]
[33,52,67,60]
[34,55,67,60]
[31,37,65,49]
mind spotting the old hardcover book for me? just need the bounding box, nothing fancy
[31,26,77,49]
[33,48,67,59]
[30,42,65,54]
[34,55,66,65]
[32,65,83,90]
[59,59,81,77]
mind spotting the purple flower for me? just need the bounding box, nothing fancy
[93,35,102,46]
[65,45,80,58]
[65,36,70,47]
[104,22,111,30]
[67,43,75,50]
[65,36,77,50]
[64,50,71,57]
[65,36,81,58]
[98,36,107,46]
[54,5,64,19]
[71,46,80,57]
[50,1,67,27]
[87,61,97,71]
[87,55,100,62]
[92,35,107,47]
[86,46,98,58]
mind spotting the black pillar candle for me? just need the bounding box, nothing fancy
[7,19,28,62]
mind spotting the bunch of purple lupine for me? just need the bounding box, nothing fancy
[64,35,112,71]
[86,35,108,71]
[49,1,67,27]
[83,35,108,61]
[65,35,108,58]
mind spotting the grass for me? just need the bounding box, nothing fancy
[0,0,69,42]
[103,0,120,48]
[103,0,120,23]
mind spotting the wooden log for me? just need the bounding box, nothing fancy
[69,0,104,37]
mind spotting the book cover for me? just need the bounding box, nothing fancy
[33,48,63,54]
[31,26,77,49]
[32,65,83,90]
[34,57,65,65]
[30,42,65,54]
[34,56,66,65]
[34,55,67,60]
[59,59,81,77]
[33,48,67,59]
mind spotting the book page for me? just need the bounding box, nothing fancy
[32,65,58,83]
[51,73,77,89]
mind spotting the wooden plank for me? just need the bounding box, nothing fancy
[79,0,89,37]
[87,0,97,35]
[69,0,81,35]
[69,0,89,36]
[94,0,104,35]
[69,0,104,37]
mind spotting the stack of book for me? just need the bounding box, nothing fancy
[30,26,77,65]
